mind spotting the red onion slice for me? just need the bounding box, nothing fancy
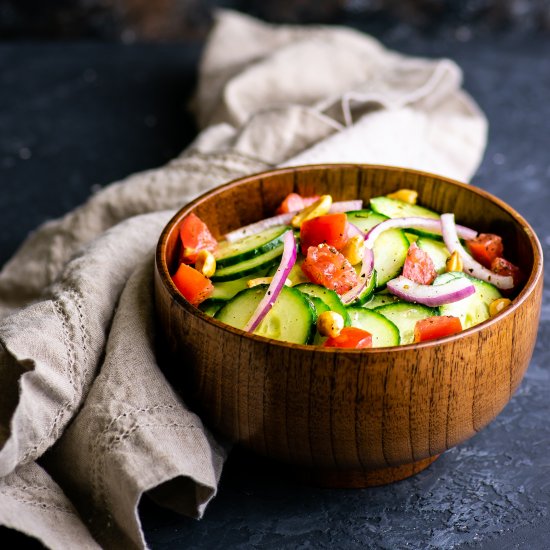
[440,213,514,290]
[225,212,294,242]
[386,275,476,307]
[340,215,477,306]
[224,200,364,242]
[328,200,363,213]
[364,216,478,248]
[340,246,374,305]
[244,230,297,333]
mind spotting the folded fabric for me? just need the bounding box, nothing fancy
[0,10,487,549]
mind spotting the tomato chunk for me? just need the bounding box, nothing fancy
[179,213,218,264]
[172,263,214,306]
[301,244,359,295]
[402,242,437,285]
[323,327,373,349]
[491,257,523,287]
[413,316,462,343]
[275,193,320,214]
[300,213,349,255]
[466,233,504,269]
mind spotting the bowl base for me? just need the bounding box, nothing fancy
[294,455,440,488]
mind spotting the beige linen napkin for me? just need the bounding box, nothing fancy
[0,10,487,549]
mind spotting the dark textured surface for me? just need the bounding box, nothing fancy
[2,0,550,40]
[1,19,549,550]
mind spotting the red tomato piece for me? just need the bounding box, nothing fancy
[275,193,320,214]
[491,257,523,287]
[276,193,304,214]
[300,213,349,255]
[413,316,462,343]
[301,244,359,295]
[171,263,214,306]
[323,327,373,349]
[179,213,218,264]
[466,233,504,269]
[402,242,437,285]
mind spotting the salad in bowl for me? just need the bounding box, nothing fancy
[170,188,522,348]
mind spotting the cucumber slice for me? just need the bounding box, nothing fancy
[346,210,409,287]
[215,225,289,267]
[307,297,330,346]
[350,268,377,305]
[199,298,226,317]
[347,307,400,347]
[211,244,283,282]
[405,232,419,244]
[215,285,315,344]
[210,266,272,300]
[435,272,502,329]
[369,196,441,239]
[346,209,387,232]
[294,283,351,326]
[416,237,450,274]
[370,196,440,220]
[433,271,463,284]
[211,278,248,300]
[306,296,326,344]
[310,296,330,317]
[362,291,402,309]
[375,302,437,345]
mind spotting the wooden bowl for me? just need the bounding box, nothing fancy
[154,164,543,487]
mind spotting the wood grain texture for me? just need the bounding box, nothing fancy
[154,164,544,487]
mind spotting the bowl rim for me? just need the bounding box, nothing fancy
[155,163,544,353]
